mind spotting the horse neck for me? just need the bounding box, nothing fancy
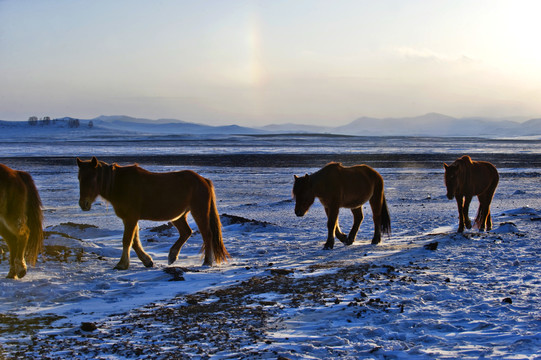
[97,163,115,200]
[308,171,323,197]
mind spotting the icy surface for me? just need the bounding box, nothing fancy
[0,135,540,359]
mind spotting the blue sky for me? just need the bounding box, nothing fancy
[1,0,541,125]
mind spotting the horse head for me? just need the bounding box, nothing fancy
[76,156,100,211]
[443,163,458,199]
[444,155,472,199]
[293,174,315,217]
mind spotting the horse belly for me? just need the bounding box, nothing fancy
[341,183,373,208]
[342,196,369,209]
[139,195,189,221]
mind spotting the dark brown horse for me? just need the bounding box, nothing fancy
[0,164,43,279]
[293,162,391,249]
[76,157,229,269]
[444,155,499,232]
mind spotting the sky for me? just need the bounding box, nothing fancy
[2,0,541,126]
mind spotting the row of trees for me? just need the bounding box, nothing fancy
[28,116,93,128]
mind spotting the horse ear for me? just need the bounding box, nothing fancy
[76,157,82,167]
[91,156,98,167]
[294,175,299,180]
[443,163,449,170]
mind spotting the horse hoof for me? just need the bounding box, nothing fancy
[114,264,129,270]
[144,260,154,268]
[17,269,27,279]
[168,255,178,266]
[371,238,381,245]
[323,244,333,250]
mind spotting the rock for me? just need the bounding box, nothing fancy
[270,268,294,276]
[502,297,513,304]
[81,322,97,332]
[424,242,438,251]
[163,267,185,281]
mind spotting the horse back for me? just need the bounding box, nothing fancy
[316,163,383,207]
[111,166,211,221]
[470,160,499,194]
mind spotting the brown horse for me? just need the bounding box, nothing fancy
[444,155,499,232]
[76,157,229,269]
[293,162,391,249]
[0,164,43,279]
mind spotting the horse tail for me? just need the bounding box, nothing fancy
[380,193,391,237]
[20,171,44,265]
[206,180,230,265]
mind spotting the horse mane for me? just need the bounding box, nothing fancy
[97,161,115,200]
[458,155,473,166]
[325,162,343,168]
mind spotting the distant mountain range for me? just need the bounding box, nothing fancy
[260,113,541,137]
[94,113,541,137]
[1,113,541,137]
[93,115,264,135]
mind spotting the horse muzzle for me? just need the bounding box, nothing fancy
[295,209,306,217]
[79,199,92,211]
[446,193,454,200]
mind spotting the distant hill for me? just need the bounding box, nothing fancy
[93,116,265,135]
[1,113,540,137]
[93,115,188,125]
[261,113,541,137]
[330,113,538,137]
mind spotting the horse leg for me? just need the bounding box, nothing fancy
[486,206,493,231]
[345,207,363,245]
[474,196,485,231]
[131,224,154,268]
[1,220,29,279]
[477,192,494,231]
[7,241,18,279]
[1,227,18,279]
[326,208,347,243]
[369,196,383,244]
[485,182,498,231]
[115,220,138,270]
[323,206,339,250]
[14,226,29,279]
[463,195,473,229]
[169,215,192,265]
[456,196,465,233]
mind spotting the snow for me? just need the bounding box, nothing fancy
[0,134,540,359]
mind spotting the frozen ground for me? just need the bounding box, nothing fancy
[0,135,540,359]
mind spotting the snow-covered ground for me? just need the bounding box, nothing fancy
[0,135,540,359]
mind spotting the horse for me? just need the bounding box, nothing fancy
[0,164,43,279]
[444,155,499,232]
[293,162,391,249]
[76,157,229,269]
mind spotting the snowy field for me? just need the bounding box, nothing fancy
[0,134,540,359]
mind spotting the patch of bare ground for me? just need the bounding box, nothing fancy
[4,261,423,359]
[1,234,85,266]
